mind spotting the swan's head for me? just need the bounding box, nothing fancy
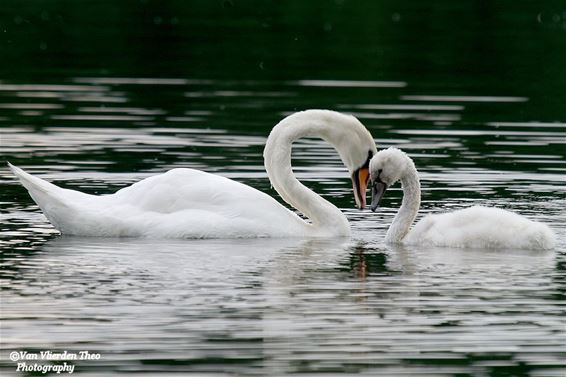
[369,147,414,212]
[331,116,377,210]
[310,110,376,209]
[349,150,374,210]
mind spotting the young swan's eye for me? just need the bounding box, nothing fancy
[372,168,384,183]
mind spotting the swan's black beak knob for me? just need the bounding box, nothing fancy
[352,166,370,210]
[370,181,387,212]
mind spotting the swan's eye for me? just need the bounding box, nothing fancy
[373,169,385,184]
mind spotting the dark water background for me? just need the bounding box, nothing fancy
[1,1,565,376]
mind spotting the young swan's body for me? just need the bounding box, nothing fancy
[10,110,377,239]
[369,148,556,250]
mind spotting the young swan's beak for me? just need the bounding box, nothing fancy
[370,180,388,212]
[352,166,370,209]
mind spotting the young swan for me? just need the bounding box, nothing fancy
[369,147,556,250]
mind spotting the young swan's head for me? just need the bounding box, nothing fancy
[369,147,414,212]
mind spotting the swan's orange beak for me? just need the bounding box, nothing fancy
[352,166,370,209]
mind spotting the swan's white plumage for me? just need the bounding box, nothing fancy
[370,148,556,250]
[406,205,556,250]
[9,165,306,238]
[10,110,377,239]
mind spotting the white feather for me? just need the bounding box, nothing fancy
[406,206,556,250]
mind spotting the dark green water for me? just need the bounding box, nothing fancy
[1,1,565,376]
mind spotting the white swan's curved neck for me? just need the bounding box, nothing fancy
[386,166,420,243]
[263,112,351,236]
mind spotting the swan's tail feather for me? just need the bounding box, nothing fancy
[8,163,93,233]
[8,162,64,198]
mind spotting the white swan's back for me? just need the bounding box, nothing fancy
[406,206,555,250]
[9,164,309,238]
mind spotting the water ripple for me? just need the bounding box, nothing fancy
[294,80,407,88]
[401,95,529,102]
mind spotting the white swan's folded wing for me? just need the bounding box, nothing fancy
[107,168,309,238]
[407,206,556,250]
[10,165,307,238]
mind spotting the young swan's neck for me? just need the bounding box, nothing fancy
[263,110,362,236]
[386,159,421,243]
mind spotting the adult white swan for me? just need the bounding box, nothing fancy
[9,110,377,238]
[368,147,556,250]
